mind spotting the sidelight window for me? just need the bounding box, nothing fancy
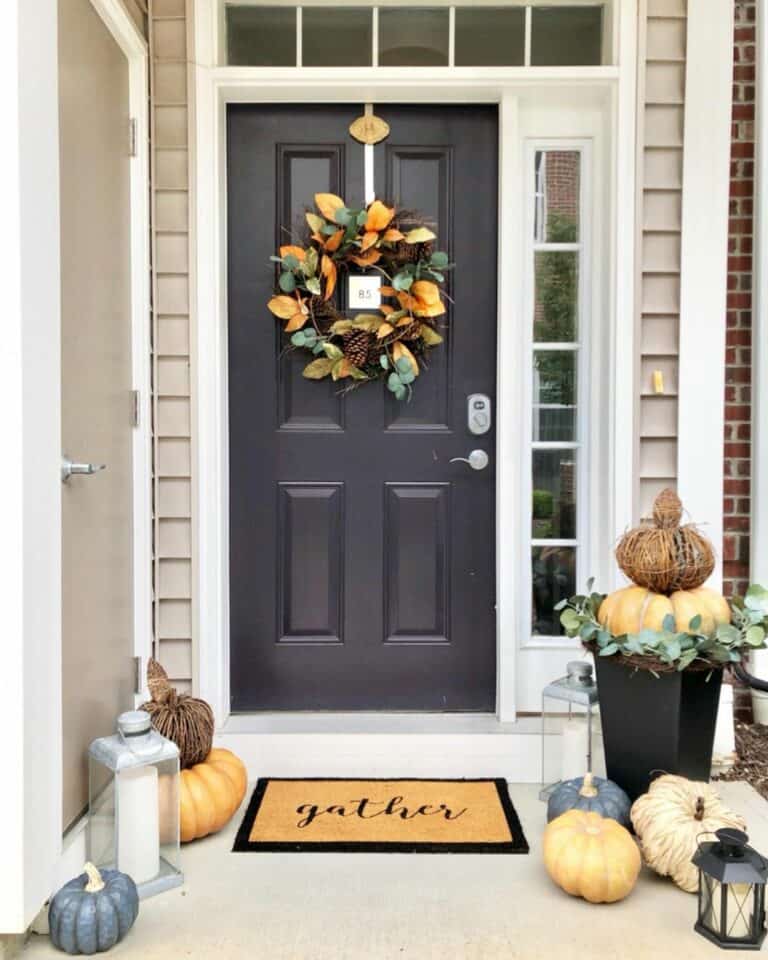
[221,3,611,67]
[529,146,587,638]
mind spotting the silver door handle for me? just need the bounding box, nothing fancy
[61,456,107,483]
[449,449,489,471]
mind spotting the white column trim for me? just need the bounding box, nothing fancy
[677,0,735,587]
[0,0,61,932]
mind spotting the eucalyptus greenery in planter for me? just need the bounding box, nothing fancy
[555,489,768,800]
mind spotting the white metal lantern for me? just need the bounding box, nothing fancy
[540,661,600,800]
[88,710,183,899]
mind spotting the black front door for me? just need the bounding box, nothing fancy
[228,104,498,711]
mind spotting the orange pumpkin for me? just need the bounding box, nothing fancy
[179,748,247,842]
[598,585,730,637]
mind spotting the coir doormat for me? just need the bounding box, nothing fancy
[232,778,528,853]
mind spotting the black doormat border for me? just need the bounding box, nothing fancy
[232,777,529,854]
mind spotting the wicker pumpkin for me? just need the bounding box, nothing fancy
[543,810,641,903]
[140,659,214,768]
[615,489,715,593]
[598,584,730,637]
[630,774,746,892]
[180,747,247,842]
[547,772,632,828]
[49,863,138,955]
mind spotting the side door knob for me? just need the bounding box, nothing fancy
[61,456,107,483]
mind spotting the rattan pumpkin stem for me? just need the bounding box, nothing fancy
[83,862,105,893]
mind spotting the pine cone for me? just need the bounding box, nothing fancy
[393,240,433,264]
[343,330,371,367]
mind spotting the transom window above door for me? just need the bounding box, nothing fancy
[221,2,612,68]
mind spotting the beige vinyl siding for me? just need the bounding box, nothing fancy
[637,1,686,518]
[151,0,193,692]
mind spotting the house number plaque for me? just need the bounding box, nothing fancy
[348,275,381,309]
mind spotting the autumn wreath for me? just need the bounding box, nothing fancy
[267,193,451,400]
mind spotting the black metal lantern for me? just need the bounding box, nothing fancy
[692,828,768,950]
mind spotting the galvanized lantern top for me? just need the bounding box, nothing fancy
[89,710,179,772]
[543,661,599,707]
[693,829,768,886]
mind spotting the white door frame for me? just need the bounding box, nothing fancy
[1,0,150,933]
[89,0,154,699]
[55,0,153,883]
[191,0,638,731]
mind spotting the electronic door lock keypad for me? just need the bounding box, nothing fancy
[467,394,492,435]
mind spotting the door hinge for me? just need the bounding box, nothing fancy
[129,117,138,158]
[133,656,143,695]
[131,389,140,428]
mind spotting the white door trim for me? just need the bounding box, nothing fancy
[89,0,153,694]
[192,0,638,735]
[676,0,735,587]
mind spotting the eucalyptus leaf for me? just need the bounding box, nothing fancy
[279,271,296,293]
[662,614,676,633]
[430,251,449,268]
[387,372,403,391]
[688,614,703,632]
[599,643,619,657]
[393,272,414,292]
[290,331,307,346]
[282,253,299,270]
[379,355,390,370]
[746,625,766,647]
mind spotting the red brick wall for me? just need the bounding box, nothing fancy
[723,0,755,599]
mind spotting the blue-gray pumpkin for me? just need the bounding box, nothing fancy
[547,772,632,827]
[49,863,139,955]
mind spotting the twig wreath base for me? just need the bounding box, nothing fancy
[267,193,451,401]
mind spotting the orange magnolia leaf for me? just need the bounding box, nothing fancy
[348,249,382,267]
[279,244,306,261]
[310,232,326,247]
[332,358,353,381]
[380,285,396,297]
[381,228,405,243]
[414,300,446,318]
[392,341,419,377]
[268,295,300,320]
[376,322,394,340]
[284,312,308,333]
[315,192,346,222]
[361,231,380,252]
[325,229,345,253]
[396,315,412,327]
[365,200,395,232]
[410,280,441,306]
[321,255,337,301]
[380,304,395,315]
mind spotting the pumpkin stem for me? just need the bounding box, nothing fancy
[83,862,105,893]
[652,488,683,529]
[695,796,705,821]
[579,772,599,798]
[147,657,173,704]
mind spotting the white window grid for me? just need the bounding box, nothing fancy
[219,2,612,68]
[526,140,591,642]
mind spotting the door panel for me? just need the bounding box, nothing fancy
[228,104,497,711]
[59,0,135,827]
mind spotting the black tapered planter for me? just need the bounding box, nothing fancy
[594,656,723,802]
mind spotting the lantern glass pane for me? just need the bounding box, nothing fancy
[88,747,182,899]
[725,882,755,940]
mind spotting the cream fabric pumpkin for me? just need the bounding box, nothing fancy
[630,774,746,892]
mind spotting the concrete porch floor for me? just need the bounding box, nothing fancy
[25,781,768,960]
